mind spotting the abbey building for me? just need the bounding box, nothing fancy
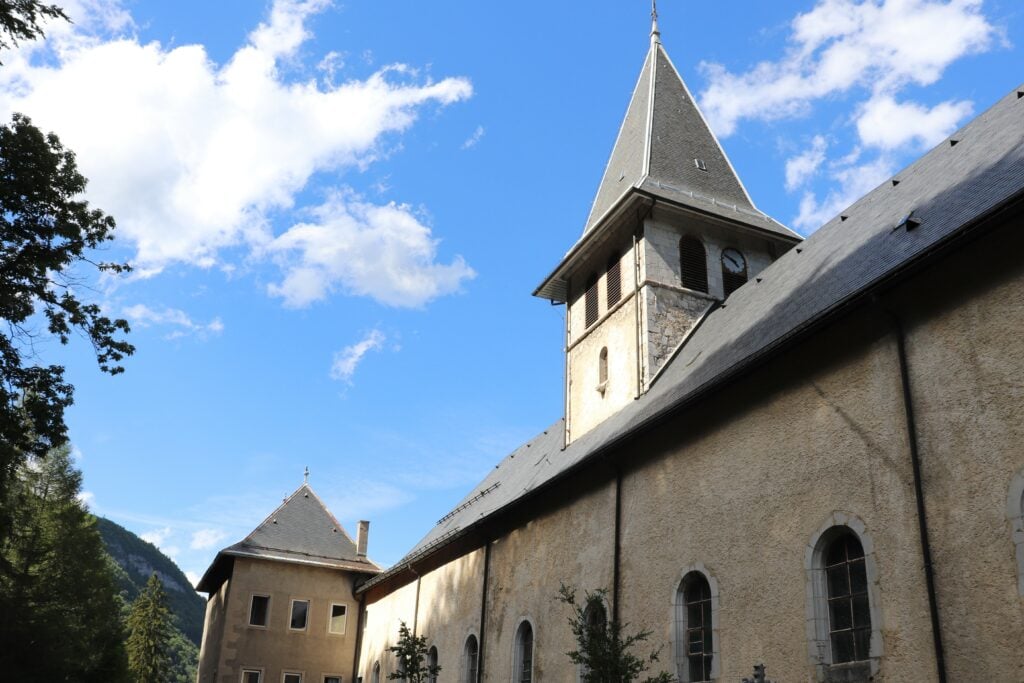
[197,20,1024,683]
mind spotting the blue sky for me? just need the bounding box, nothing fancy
[2,0,1020,586]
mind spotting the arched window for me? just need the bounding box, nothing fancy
[720,247,747,296]
[598,347,608,394]
[426,646,439,683]
[461,635,478,683]
[679,236,708,293]
[371,661,381,683]
[806,515,882,680]
[578,601,607,681]
[584,274,599,327]
[675,571,716,682]
[513,620,534,683]
[606,252,622,307]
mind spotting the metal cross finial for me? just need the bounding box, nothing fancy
[650,0,661,44]
[304,465,309,484]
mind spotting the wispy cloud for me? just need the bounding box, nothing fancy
[190,528,228,550]
[0,0,474,307]
[140,526,173,547]
[77,490,95,508]
[698,0,998,233]
[330,329,386,383]
[123,304,224,339]
[461,125,485,149]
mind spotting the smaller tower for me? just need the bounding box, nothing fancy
[535,18,801,444]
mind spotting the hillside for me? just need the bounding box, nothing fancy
[96,517,206,645]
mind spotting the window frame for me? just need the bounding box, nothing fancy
[282,672,304,683]
[327,602,348,636]
[248,593,271,629]
[672,565,720,683]
[512,618,535,683]
[461,633,479,683]
[288,597,311,632]
[241,669,264,683]
[322,675,343,683]
[426,646,439,683]
[805,513,884,681]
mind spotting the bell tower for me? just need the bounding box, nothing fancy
[534,14,801,444]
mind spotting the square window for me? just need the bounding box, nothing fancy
[329,603,348,635]
[242,670,262,683]
[283,674,302,683]
[249,595,269,627]
[290,599,310,630]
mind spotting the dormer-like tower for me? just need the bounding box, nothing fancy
[535,19,801,444]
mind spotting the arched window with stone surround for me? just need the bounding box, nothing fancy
[426,646,439,683]
[461,635,478,683]
[806,514,883,680]
[674,569,718,682]
[679,236,708,293]
[578,600,608,682]
[513,620,534,683]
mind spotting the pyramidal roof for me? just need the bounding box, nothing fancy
[583,26,797,239]
[197,483,379,591]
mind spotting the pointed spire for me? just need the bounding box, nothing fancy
[651,0,661,45]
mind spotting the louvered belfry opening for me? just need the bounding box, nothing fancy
[584,273,599,327]
[606,252,622,306]
[679,236,708,293]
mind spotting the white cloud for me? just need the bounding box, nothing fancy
[268,194,475,308]
[77,490,95,508]
[793,155,896,231]
[190,528,228,550]
[140,526,173,547]
[462,125,485,149]
[330,329,386,383]
[855,94,973,150]
[699,0,996,136]
[185,571,201,588]
[0,0,474,307]
[123,304,224,339]
[785,135,828,190]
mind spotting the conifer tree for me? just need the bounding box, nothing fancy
[388,621,441,682]
[0,445,129,680]
[127,572,175,683]
[558,584,675,683]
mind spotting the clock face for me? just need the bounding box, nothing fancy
[722,248,746,275]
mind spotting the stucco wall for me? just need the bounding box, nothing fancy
[415,549,485,682]
[197,576,231,682]
[360,577,419,680]
[206,558,361,683]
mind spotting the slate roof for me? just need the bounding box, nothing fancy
[197,483,379,592]
[582,33,797,241]
[361,83,1024,594]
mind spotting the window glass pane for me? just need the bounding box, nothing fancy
[845,535,865,559]
[324,678,342,683]
[290,600,309,629]
[826,565,850,597]
[243,671,262,683]
[829,598,853,631]
[852,594,871,628]
[329,604,347,634]
[849,559,868,594]
[249,596,269,626]
[284,675,302,683]
[853,628,871,660]
[831,631,855,664]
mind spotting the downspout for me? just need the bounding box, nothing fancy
[478,541,491,683]
[612,467,623,624]
[887,309,947,683]
[408,563,421,637]
[352,592,366,683]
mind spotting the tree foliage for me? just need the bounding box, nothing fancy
[0,0,66,54]
[0,445,129,680]
[127,573,175,683]
[387,621,441,683]
[558,584,676,683]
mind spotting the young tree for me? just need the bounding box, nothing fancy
[127,573,175,683]
[558,584,675,683]
[0,445,129,681]
[387,621,441,683]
